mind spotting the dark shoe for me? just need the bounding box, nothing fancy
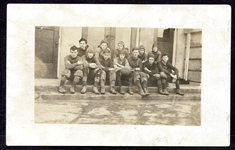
[163,89,169,95]
[101,87,105,94]
[119,87,125,95]
[93,87,100,94]
[143,88,150,96]
[128,87,133,95]
[70,86,75,94]
[158,88,164,95]
[139,89,146,96]
[110,87,117,94]
[176,89,184,96]
[58,86,66,93]
[81,86,87,94]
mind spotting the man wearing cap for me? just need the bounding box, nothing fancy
[147,43,162,63]
[128,47,149,96]
[113,49,132,94]
[143,54,164,95]
[138,45,147,63]
[113,41,129,59]
[95,40,113,60]
[82,46,105,94]
[58,45,87,94]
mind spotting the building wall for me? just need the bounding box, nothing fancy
[58,27,82,76]
[87,27,105,48]
[115,28,131,50]
[139,28,155,54]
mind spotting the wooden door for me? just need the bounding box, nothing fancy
[157,28,175,63]
[104,27,116,51]
[35,26,59,78]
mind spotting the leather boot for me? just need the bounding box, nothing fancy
[110,81,117,94]
[176,89,184,96]
[162,81,169,95]
[142,81,149,96]
[70,81,78,94]
[157,79,164,95]
[93,81,100,94]
[100,79,105,94]
[119,86,125,94]
[58,86,66,93]
[81,81,87,94]
[136,80,146,96]
[128,82,133,95]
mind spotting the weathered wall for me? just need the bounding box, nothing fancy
[59,27,82,76]
[139,28,154,53]
[87,27,105,48]
[115,28,131,50]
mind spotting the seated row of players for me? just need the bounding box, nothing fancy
[58,38,184,96]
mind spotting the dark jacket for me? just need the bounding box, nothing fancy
[64,55,85,70]
[99,57,114,72]
[128,55,142,70]
[157,60,179,75]
[143,61,160,75]
[77,45,89,57]
[147,51,162,63]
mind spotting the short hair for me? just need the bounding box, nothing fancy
[102,48,111,55]
[162,53,169,58]
[70,45,78,51]
[79,38,87,44]
[148,53,155,59]
[118,50,128,56]
[132,47,140,52]
[100,40,108,45]
[139,45,145,50]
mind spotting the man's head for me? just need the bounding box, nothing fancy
[118,49,127,60]
[139,45,145,55]
[100,40,108,50]
[86,47,95,59]
[70,45,78,58]
[79,38,87,50]
[117,41,125,50]
[148,54,155,65]
[152,43,159,53]
[162,53,169,63]
[102,49,111,60]
[132,47,140,58]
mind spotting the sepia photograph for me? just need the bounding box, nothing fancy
[35,27,202,125]
[7,5,230,146]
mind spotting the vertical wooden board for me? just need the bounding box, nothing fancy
[188,60,202,70]
[109,27,116,51]
[188,71,201,82]
[139,28,154,54]
[81,27,88,40]
[115,27,131,50]
[191,32,202,47]
[189,47,202,59]
[130,28,137,52]
[87,27,105,48]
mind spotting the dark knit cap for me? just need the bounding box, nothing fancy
[79,38,87,44]
[119,50,128,56]
[148,53,155,59]
[118,41,125,46]
[132,47,140,52]
[100,40,108,45]
[139,45,145,50]
[70,45,78,51]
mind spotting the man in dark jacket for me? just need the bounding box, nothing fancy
[147,43,162,63]
[157,53,184,95]
[58,45,87,94]
[82,46,105,94]
[128,47,149,96]
[143,54,164,95]
[138,45,147,63]
[99,48,117,94]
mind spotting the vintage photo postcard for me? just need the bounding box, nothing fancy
[7,4,230,146]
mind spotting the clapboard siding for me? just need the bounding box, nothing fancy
[189,47,201,59]
[188,59,201,71]
[188,71,201,82]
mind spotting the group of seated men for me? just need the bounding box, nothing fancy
[58,38,184,96]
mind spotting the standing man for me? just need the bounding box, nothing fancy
[158,53,184,95]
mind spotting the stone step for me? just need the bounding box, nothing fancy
[35,85,201,94]
[36,91,200,101]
